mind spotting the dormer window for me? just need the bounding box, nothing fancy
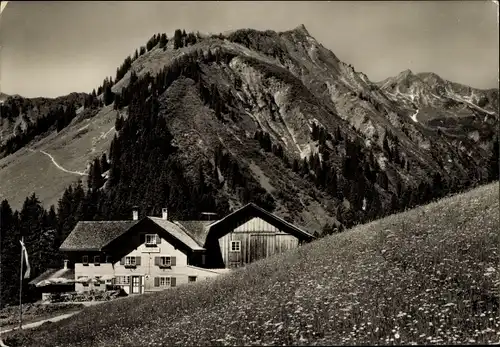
[145,234,159,246]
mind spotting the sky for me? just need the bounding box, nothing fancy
[0,1,498,98]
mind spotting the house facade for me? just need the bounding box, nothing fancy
[59,209,226,294]
[57,204,314,295]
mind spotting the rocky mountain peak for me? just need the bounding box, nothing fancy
[293,24,310,36]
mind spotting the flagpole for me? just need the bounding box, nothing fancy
[19,236,24,330]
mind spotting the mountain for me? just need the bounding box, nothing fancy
[0,92,10,103]
[0,25,498,233]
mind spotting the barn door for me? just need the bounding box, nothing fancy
[250,234,276,263]
[228,240,243,268]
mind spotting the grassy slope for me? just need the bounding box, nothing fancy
[5,182,500,346]
[0,105,118,210]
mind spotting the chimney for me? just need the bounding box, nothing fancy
[162,208,168,220]
[63,260,68,270]
[132,206,139,221]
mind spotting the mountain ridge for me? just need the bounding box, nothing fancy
[0,25,497,234]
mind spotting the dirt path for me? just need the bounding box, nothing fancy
[0,311,80,335]
[28,148,87,176]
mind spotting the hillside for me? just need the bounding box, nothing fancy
[5,182,499,346]
[0,25,498,232]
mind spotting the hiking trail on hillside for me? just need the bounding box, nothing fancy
[28,149,87,176]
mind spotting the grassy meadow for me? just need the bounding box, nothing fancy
[5,182,499,346]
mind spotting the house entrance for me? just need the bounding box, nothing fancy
[131,276,142,294]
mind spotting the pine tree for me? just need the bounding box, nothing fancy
[103,84,114,106]
[100,153,110,173]
[325,166,337,197]
[115,115,124,131]
[47,205,58,229]
[91,158,105,191]
[489,136,499,181]
[301,158,310,177]
[159,33,168,48]
[56,186,77,243]
[0,199,18,306]
[174,29,183,49]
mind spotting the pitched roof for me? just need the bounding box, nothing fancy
[28,268,75,286]
[148,217,205,251]
[173,220,214,247]
[206,203,315,241]
[59,221,138,251]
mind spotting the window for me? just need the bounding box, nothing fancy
[105,256,112,263]
[156,256,175,268]
[94,276,101,286]
[94,256,100,266]
[145,234,157,246]
[160,256,171,267]
[188,276,197,283]
[115,276,130,285]
[82,255,89,265]
[125,256,136,266]
[159,277,171,287]
[230,241,241,252]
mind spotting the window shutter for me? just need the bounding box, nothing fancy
[136,256,141,265]
[156,234,161,244]
[154,277,159,287]
[154,257,160,266]
[120,257,125,265]
[171,277,176,287]
[171,257,176,266]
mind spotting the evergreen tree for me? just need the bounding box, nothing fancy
[46,205,58,230]
[103,84,114,106]
[115,115,124,131]
[56,186,76,243]
[489,137,499,181]
[100,153,110,173]
[174,29,183,49]
[0,199,17,306]
[91,159,105,191]
[159,33,168,48]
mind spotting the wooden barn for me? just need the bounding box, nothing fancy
[202,203,315,269]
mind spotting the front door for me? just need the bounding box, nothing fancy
[131,276,142,294]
